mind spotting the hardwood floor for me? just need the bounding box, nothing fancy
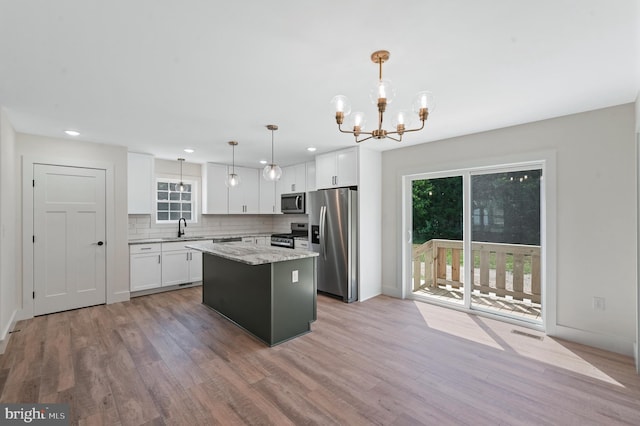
[1,287,639,425]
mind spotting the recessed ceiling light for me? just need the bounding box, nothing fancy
[259,160,267,165]
[64,130,80,136]
[184,148,195,153]
[307,147,317,152]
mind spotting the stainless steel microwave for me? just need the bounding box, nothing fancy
[281,192,305,214]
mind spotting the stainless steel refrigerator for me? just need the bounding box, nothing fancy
[308,188,358,303]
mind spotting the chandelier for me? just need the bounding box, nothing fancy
[331,50,434,143]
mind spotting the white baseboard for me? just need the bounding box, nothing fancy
[551,324,635,357]
[382,284,403,298]
[359,291,382,302]
[130,282,201,298]
[0,309,18,355]
[108,290,131,304]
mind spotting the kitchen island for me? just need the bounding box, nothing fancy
[186,242,318,346]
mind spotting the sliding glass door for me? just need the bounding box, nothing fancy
[407,164,543,325]
[470,169,542,321]
[411,176,464,305]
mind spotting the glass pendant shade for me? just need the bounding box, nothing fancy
[225,172,241,188]
[369,79,396,104]
[331,95,352,116]
[263,164,282,181]
[349,111,367,130]
[412,91,435,113]
[177,158,185,192]
[392,110,413,128]
[263,124,282,182]
[225,141,241,188]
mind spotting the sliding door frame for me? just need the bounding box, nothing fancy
[401,152,556,332]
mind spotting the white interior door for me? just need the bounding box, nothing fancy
[34,164,106,315]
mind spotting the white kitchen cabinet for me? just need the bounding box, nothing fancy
[305,161,316,192]
[242,236,269,245]
[130,243,162,291]
[315,147,358,189]
[127,152,154,214]
[259,178,277,214]
[228,166,260,214]
[189,249,203,282]
[295,239,309,250]
[161,241,202,286]
[279,163,306,194]
[202,163,228,214]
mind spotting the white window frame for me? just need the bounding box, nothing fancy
[155,177,198,224]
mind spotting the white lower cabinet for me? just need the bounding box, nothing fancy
[130,241,203,292]
[130,243,162,291]
[161,241,202,286]
[241,236,269,245]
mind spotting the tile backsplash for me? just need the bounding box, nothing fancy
[128,214,308,240]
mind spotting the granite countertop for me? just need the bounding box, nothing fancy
[186,242,318,266]
[129,233,273,245]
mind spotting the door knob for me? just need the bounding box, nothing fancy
[97,241,104,246]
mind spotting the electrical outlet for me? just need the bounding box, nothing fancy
[292,270,298,283]
[593,296,606,311]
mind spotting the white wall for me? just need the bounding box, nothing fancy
[358,146,382,301]
[17,133,130,318]
[0,108,19,353]
[382,104,637,355]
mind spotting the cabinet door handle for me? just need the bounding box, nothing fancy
[140,247,151,250]
[158,255,161,264]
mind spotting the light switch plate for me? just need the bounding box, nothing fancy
[292,270,298,283]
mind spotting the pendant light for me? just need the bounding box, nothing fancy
[225,141,241,188]
[177,158,185,191]
[263,124,282,181]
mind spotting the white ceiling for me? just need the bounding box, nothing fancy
[0,1,638,168]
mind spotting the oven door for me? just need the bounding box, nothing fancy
[281,192,305,214]
[271,236,294,249]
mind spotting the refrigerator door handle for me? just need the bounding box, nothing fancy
[320,205,327,260]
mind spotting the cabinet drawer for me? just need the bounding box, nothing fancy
[162,241,192,252]
[130,243,161,254]
[295,239,309,249]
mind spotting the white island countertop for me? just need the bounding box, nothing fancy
[186,242,318,266]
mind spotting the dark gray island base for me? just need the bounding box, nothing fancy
[187,242,318,346]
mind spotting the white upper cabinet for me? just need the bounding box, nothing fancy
[306,161,316,192]
[228,166,260,214]
[260,178,277,214]
[315,147,358,189]
[127,152,154,214]
[279,163,306,194]
[203,163,263,214]
[202,163,228,214]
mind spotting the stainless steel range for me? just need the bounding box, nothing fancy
[271,223,308,249]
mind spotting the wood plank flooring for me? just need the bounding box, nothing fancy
[1,287,639,425]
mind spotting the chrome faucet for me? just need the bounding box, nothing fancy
[178,217,187,237]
